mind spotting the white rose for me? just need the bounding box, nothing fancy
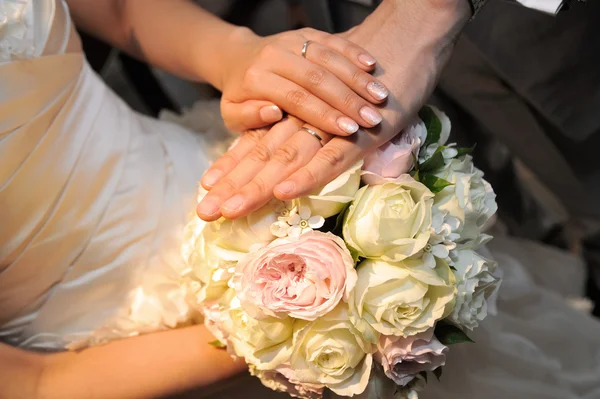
[249,366,324,399]
[434,155,497,244]
[349,258,456,342]
[299,161,363,218]
[343,179,434,262]
[218,293,294,369]
[284,305,373,397]
[447,249,501,330]
[182,216,243,303]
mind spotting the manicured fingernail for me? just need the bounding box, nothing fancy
[197,197,221,217]
[259,105,283,123]
[202,169,222,187]
[276,181,295,195]
[359,106,383,126]
[222,194,244,212]
[358,53,376,67]
[367,81,388,101]
[337,117,359,134]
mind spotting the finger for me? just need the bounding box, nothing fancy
[271,51,384,129]
[302,41,389,104]
[220,125,332,219]
[197,118,303,221]
[274,132,376,200]
[255,72,369,137]
[200,128,267,190]
[302,28,377,71]
[220,99,283,132]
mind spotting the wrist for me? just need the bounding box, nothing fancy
[211,26,259,91]
[383,0,470,33]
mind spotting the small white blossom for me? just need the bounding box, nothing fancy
[270,204,324,238]
[287,206,324,238]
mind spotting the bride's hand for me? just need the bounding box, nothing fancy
[197,0,470,221]
[218,27,389,134]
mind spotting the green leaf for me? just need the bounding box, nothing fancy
[420,174,453,194]
[419,371,428,384]
[433,367,443,381]
[435,321,475,345]
[455,145,476,158]
[418,150,445,174]
[209,340,227,349]
[419,106,442,148]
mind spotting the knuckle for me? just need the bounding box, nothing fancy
[318,49,335,66]
[248,143,272,163]
[342,91,358,110]
[219,177,239,192]
[250,176,269,195]
[305,68,325,86]
[258,43,278,59]
[317,146,345,168]
[274,145,300,165]
[218,152,240,169]
[350,68,364,85]
[285,89,309,109]
[301,168,319,187]
[243,67,262,88]
[245,129,267,144]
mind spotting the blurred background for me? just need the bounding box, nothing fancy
[78,0,600,322]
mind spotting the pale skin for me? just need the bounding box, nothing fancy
[0,325,246,398]
[69,0,390,135]
[196,0,472,221]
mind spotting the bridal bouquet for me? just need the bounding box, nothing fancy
[181,106,501,399]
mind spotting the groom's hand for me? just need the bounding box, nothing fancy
[197,0,471,221]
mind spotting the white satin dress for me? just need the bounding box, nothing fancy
[1,1,600,399]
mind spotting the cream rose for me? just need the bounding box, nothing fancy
[181,216,244,303]
[234,231,357,321]
[349,258,456,342]
[343,179,434,262]
[375,329,447,386]
[362,118,426,185]
[249,366,324,399]
[434,155,497,243]
[283,305,373,397]
[299,161,363,219]
[209,290,295,369]
[447,249,501,330]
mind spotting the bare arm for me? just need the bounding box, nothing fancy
[0,325,245,399]
[67,0,241,87]
[66,0,391,135]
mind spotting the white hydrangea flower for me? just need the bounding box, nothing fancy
[448,249,501,330]
[423,210,460,267]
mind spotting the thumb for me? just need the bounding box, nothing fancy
[220,99,283,132]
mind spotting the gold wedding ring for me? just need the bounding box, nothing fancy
[301,127,324,147]
[301,40,311,58]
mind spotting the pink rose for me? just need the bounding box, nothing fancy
[375,329,447,386]
[362,118,426,185]
[234,231,357,321]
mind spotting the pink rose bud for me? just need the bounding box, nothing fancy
[375,329,447,387]
[362,118,427,185]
